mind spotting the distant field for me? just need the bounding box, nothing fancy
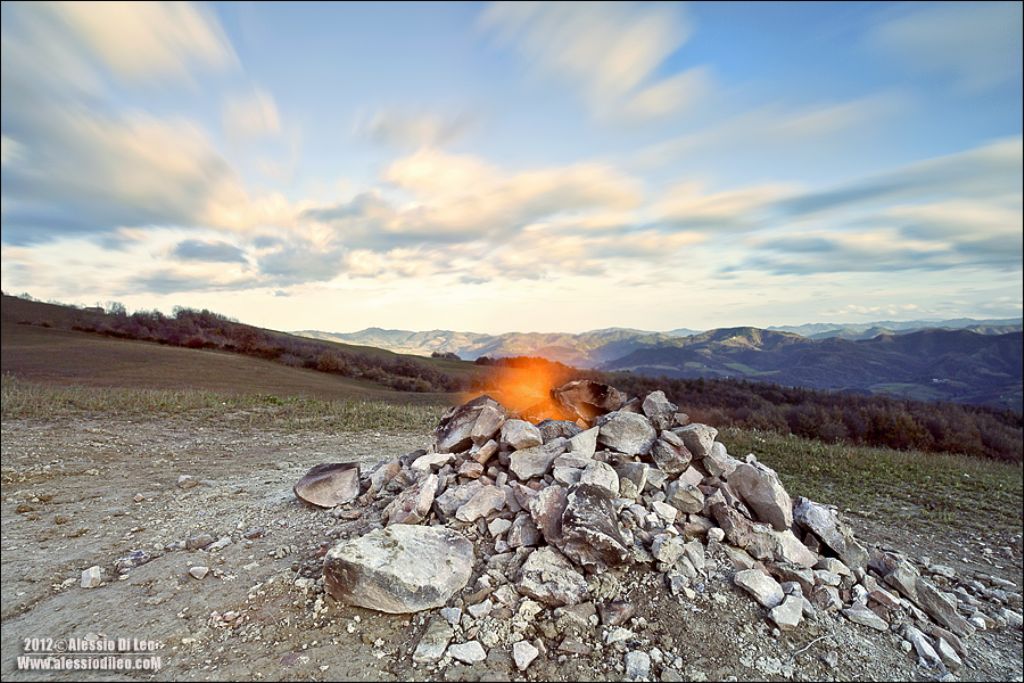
[1,324,451,405]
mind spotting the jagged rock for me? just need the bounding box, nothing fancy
[411,452,453,473]
[529,485,567,546]
[650,431,692,475]
[81,566,102,588]
[512,640,540,671]
[560,484,630,569]
[471,405,507,445]
[567,427,599,459]
[709,496,775,562]
[436,395,501,453]
[651,534,686,565]
[578,460,620,497]
[554,451,592,469]
[642,391,678,430]
[516,547,589,606]
[772,563,816,595]
[624,651,651,681]
[679,466,704,487]
[772,529,818,568]
[455,485,506,523]
[651,501,678,525]
[815,557,851,576]
[458,461,484,479]
[844,603,889,632]
[598,412,657,456]
[599,601,636,626]
[537,419,582,442]
[615,461,649,499]
[792,497,868,570]
[413,617,454,662]
[447,641,487,664]
[703,442,739,478]
[871,551,920,602]
[324,525,473,613]
[510,439,568,480]
[671,424,718,460]
[769,594,804,630]
[473,440,499,465]
[369,460,401,493]
[502,419,544,450]
[915,577,975,638]
[734,569,784,608]
[729,462,792,531]
[553,467,583,487]
[552,380,626,423]
[903,625,941,667]
[935,636,963,671]
[436,480,485,517]
[508,513,542,548]
[294,463,360,508]
[664,480,705,514]
[385,473,438,525]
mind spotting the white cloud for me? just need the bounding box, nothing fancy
[44,1,238,83]
[223,88,281,139]
[867,1,1022,93]
[480,1,708,121]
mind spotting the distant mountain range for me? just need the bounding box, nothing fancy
[295,318,1022,410]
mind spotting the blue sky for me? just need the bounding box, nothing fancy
[1,1,1021,333]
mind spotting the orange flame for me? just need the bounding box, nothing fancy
[464,358,576,422]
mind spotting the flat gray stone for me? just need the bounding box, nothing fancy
[447,640,487,664]
[671,424,718,460]
[412,617,454,662]
[501,419,544,450]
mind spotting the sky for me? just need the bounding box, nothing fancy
[1,1,1021,334]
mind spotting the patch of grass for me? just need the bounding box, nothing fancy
[720,427,1024,536]
[1,375,446,432]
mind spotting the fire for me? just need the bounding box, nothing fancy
[465,358,575,422]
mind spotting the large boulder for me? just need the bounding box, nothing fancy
[729,462,793,531]
[294,463,360,508]
[552,380,626,423]
[793,497,868,570]
[324,525,474,613]
[671,424,718,460]
[516,547,589,606]
[435,395,502,453]
[598,412,657,456]
[559,484,631,570]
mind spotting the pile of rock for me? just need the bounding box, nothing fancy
[294,380,1017,677]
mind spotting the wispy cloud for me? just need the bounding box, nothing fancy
[479,1,709,121]
[223,88,281,140]
[355,109,476,149]
[867,1,1023,93]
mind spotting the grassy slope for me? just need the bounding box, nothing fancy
[720,428,1022,536]
[1,294,482,386]
[0,324,453,405]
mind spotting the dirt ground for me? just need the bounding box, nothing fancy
[2,414,1022,682]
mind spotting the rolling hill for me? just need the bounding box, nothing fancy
[599,327,1023,411]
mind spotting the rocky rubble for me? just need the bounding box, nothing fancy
[291,383,1021,679]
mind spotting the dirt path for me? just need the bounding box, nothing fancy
[2,416,1021,681]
